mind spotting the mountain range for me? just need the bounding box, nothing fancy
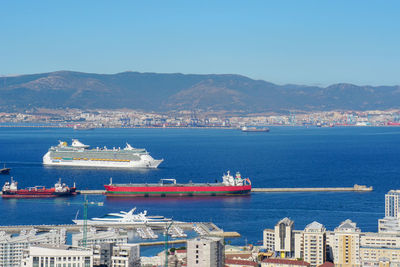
[0,71,399,114]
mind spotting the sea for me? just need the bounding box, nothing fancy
[0,126,399,254]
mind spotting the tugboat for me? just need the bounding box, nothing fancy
[0,164,10,175]
[2,178,77,198]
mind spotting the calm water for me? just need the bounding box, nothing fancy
[0,126,399,248]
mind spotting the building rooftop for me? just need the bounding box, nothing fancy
[335,219,360,232]
[305,221,325,232]
[318,262,334,267]
[277,217,294,226]
[262,258,310,266]
[225,259,258,266]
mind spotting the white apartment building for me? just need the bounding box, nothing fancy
[111,243,140,267]
[274,218,295,258]
[263,229,275,251]
[0,229,66,267]
[71,228,128,247]
[187,236,224,267]
[385,190,400,218]
[379,190,400,234]
[20,245,93,267]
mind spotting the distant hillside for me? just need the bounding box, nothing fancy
[0,71,399,113]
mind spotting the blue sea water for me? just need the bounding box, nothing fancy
[0,126,400,249]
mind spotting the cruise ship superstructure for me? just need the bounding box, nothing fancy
[43,139,163,169]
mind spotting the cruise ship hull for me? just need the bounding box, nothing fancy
[43,152,163,169]
[104,184,252,197]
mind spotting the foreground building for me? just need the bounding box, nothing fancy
[302,222,326,267]
[274,218,295,258]
[20,245,93,267]
[261,258,310,267]
[0,229,65,267]
[262,189,400,267]
[331,219,361,267]
[187,236,224,267]
[72,228,128,247]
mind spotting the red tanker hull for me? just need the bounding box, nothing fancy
[104,184,252,197]
[2,188,77,198]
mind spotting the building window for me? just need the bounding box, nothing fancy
[33,257,39,267]
[84,257,90,267]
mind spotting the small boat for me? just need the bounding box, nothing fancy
[0,164,10,175]
[2,178,77,198]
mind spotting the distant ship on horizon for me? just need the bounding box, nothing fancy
[73,124,95,131]
[0,164,10,175]
[43,139,163,168]
[241,126,270,132]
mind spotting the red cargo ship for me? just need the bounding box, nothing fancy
[104,171,251,197]
[2,178,77,198]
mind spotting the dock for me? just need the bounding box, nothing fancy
[77,184,372,195]
[251,184,373,192]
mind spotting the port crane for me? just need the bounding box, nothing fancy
[71,195,104,248]
[164,221,173,267]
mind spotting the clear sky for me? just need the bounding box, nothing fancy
[1,0,399,86]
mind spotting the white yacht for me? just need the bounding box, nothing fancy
[73,207,172,225]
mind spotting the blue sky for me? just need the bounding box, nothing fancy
[1,0,399,86]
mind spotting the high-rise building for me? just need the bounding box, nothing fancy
[385,190,400,218]
[187,236,224,267]
[378,190,400,234]
[332,219,361,267]
[302,222,326,267]
[274,218,295,258]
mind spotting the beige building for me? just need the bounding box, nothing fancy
[332,219,361,267]
[360,247,400,266]
[303,222,326,267]
[187,236,224,267]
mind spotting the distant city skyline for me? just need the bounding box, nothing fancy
[1,0,399,86]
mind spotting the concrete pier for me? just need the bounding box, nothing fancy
[251,184,373,192]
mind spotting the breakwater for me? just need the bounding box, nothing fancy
[251,184,373,192]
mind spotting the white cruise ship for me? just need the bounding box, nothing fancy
[43,139,163,168]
